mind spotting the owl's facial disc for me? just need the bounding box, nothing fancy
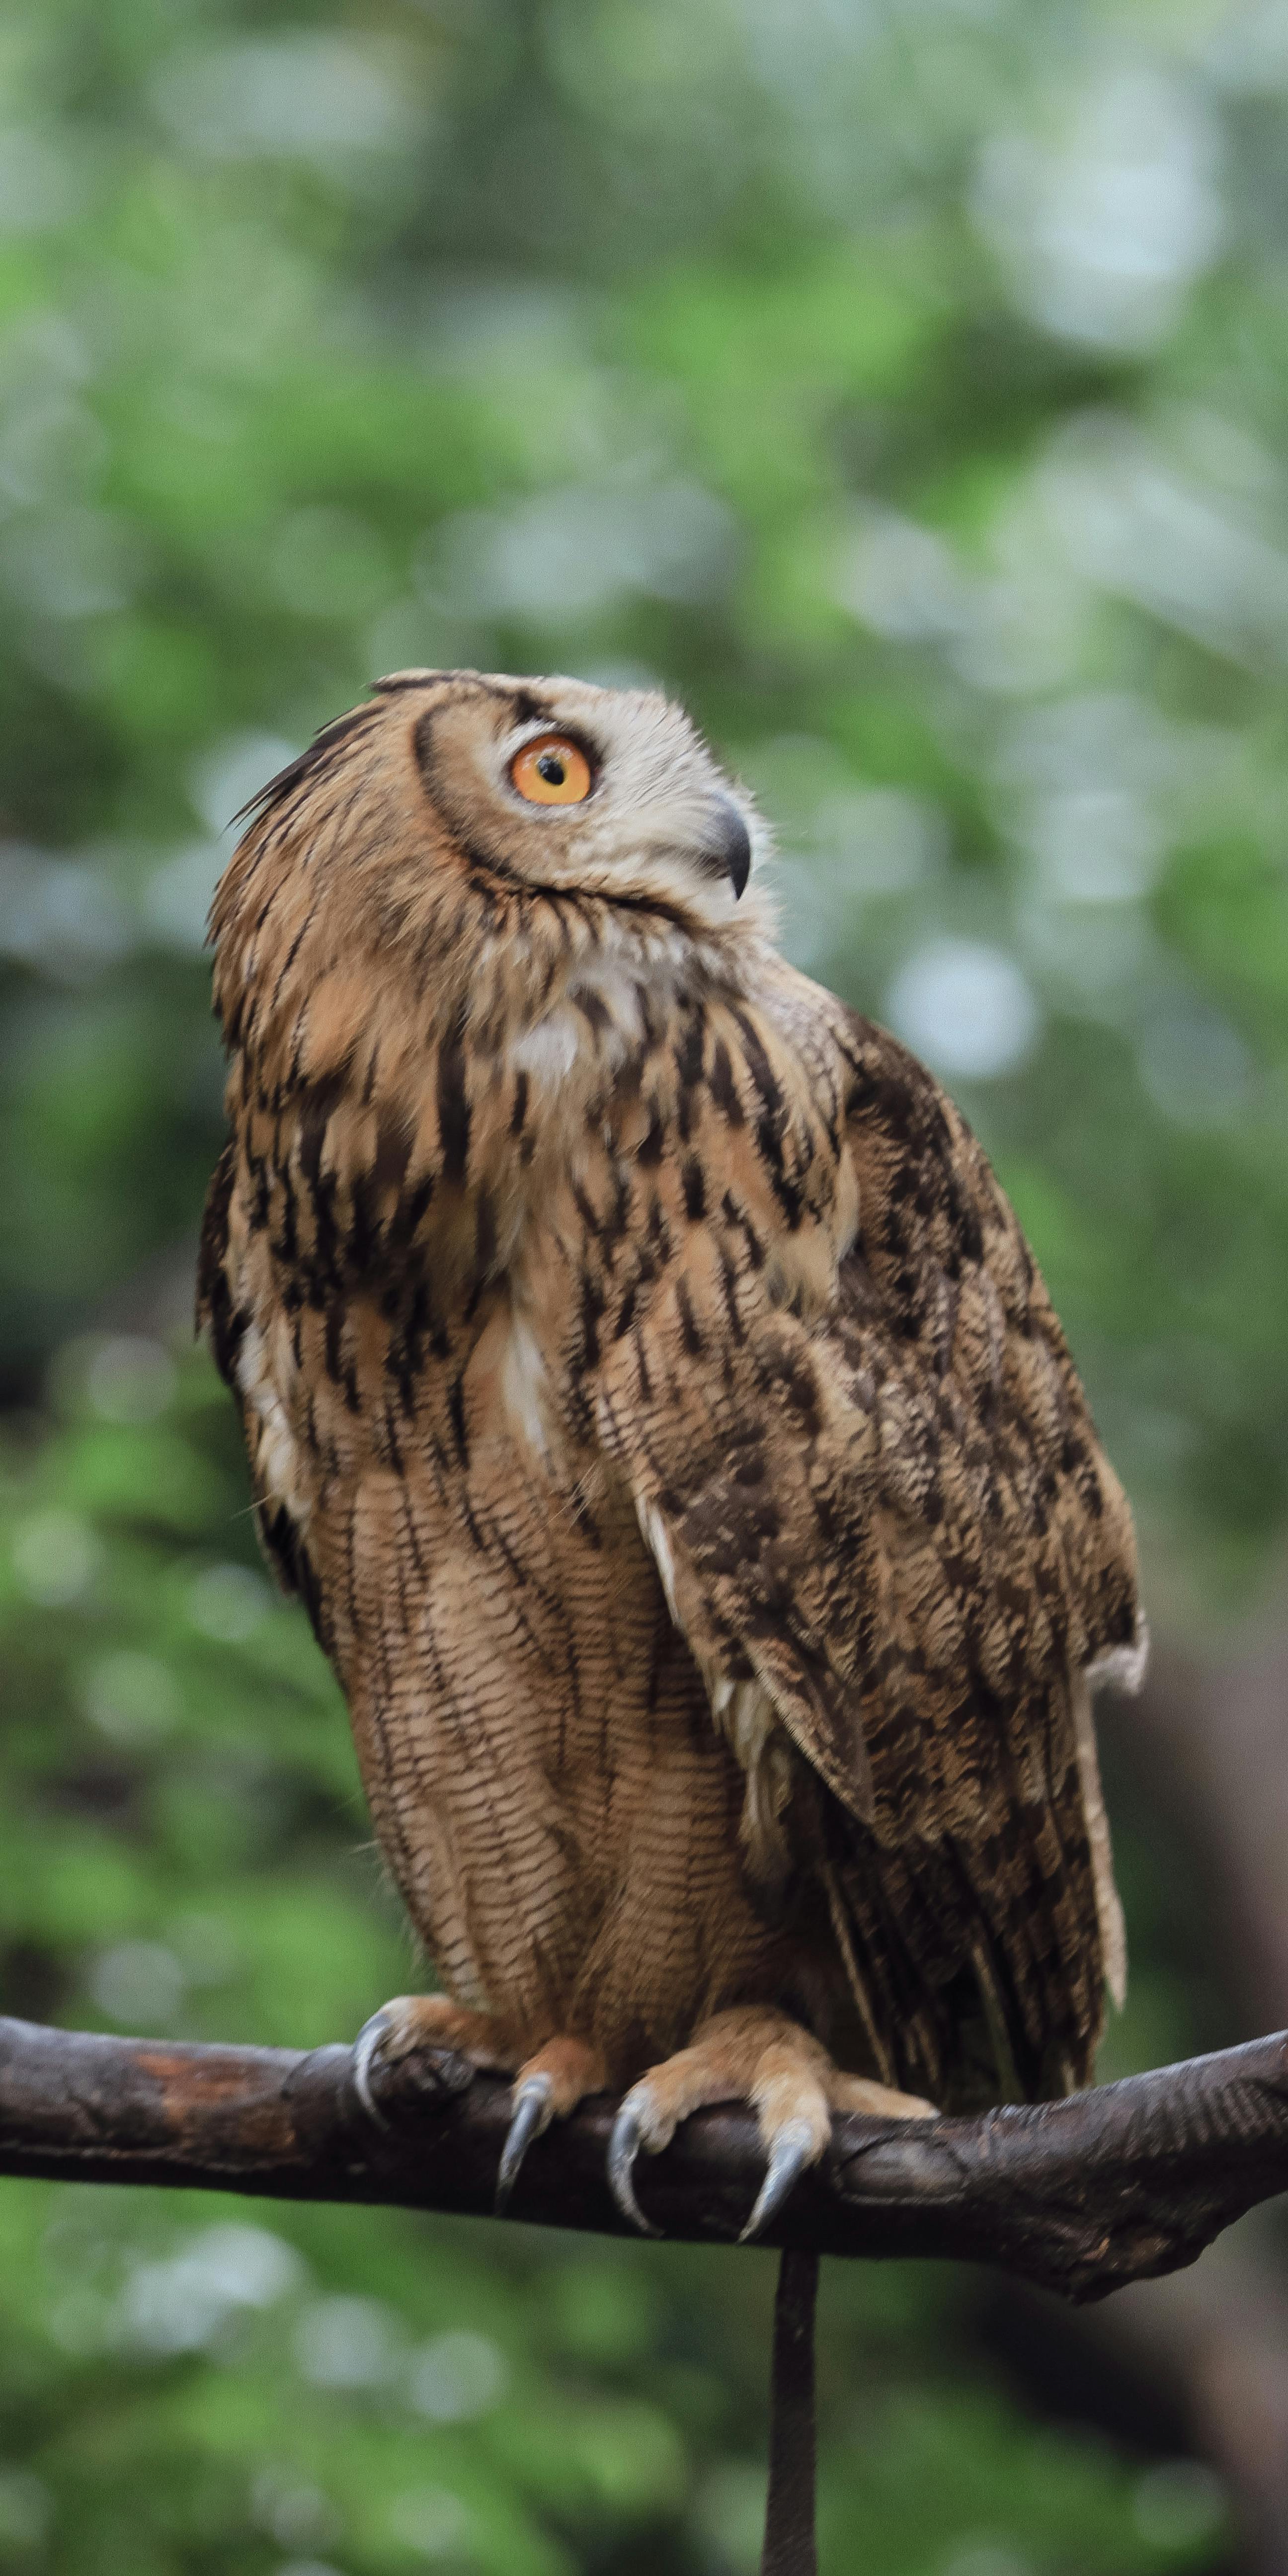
[411,673,763,922]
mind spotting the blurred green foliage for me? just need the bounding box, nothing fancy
[2,0,1285,2564]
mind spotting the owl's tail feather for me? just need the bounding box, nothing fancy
[760,2246,818,2576]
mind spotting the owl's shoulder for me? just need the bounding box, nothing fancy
[747,962,1037,1329]
[742,955,1136,1617]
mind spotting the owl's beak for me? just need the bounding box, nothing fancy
[707,798,752,901]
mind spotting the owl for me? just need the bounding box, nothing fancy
[199,669,1142,2240]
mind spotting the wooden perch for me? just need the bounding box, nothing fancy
[1,2013,1288,2300]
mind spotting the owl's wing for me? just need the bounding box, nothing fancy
[592,981,1140,2103]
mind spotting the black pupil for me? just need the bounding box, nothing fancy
[536,750,566,786]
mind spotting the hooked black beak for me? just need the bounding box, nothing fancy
[708,797,752,901]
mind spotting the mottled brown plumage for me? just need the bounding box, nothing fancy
[199,667,1141,2224]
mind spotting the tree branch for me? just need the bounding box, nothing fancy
[1,2014,1288,2298]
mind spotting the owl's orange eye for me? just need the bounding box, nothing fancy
[509,733,593,806]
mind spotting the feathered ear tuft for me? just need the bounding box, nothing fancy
[231,704,383,828]
[373,669,456,694]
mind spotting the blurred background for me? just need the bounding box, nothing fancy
[4,0,1288,2569]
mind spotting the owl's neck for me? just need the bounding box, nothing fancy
[218,820,771,1058]
[416,861,775,1040]
[219,850,779,1309]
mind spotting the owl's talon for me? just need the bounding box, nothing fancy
[607,2101,663,2238]
[351,2011,393,2130]
[740,2115,818,2243]
[495,2074,554,2210]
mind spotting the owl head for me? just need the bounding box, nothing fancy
[211,671,776,1080]
[237,668,767,928]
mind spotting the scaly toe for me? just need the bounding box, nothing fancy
[740,2115,820,2244]
[495,2074,554,2211]
[350,1999,489,2129]
[607,2097,663,2238]
[831,2074,938,2122]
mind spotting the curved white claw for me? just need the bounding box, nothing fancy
[740,2116,818,2243]
[351,2012,393,2130]
[495,2074,554,2211]
[607,2099,663,2238]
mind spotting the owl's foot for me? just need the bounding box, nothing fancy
[607,2006,937,2242]
[496,2035,608,2211]
[352,1995,516,2128]
[352,2005,607,2211]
